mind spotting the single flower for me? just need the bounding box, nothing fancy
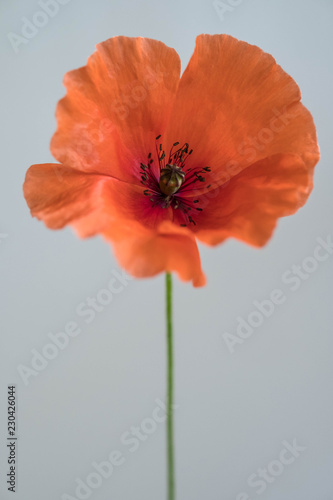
[23,34,320,286]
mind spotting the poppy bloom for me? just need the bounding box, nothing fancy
[23,34,319,287]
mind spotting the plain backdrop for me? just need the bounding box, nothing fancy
[1,1,332,499]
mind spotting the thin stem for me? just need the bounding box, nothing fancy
[165,272,175,500]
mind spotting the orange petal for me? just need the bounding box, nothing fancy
[51,37,181,183]
[23,163,127,236]
[24,164,205,285]
[165,34,319,185]
[103,220,206,287]
[191,153,313,246]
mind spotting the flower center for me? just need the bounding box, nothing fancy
[139,135,211,226]
[159,164,185,195]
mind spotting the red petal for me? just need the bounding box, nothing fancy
[103,220,206,287]
[51,37,181,183]
[165,34,319,186]
[191,154,313,246]
[23,163,128,237]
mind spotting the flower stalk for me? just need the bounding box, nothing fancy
[166,272,175,500]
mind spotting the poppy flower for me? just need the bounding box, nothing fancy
[23,34,320,287]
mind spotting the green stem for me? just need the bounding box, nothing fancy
[166,272,175,500]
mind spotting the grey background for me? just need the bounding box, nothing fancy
[1,0,332,499]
